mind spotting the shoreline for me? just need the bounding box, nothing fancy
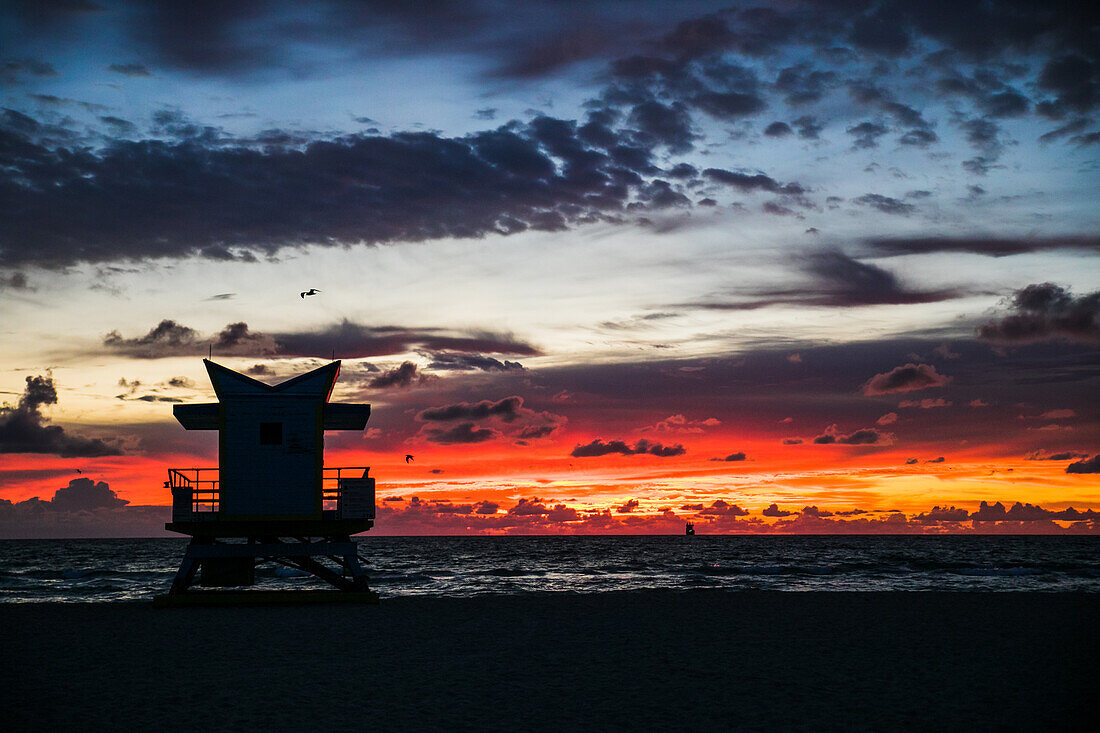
[2,590,1094,731]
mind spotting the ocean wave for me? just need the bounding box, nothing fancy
[950,567,1047,577]
[697,564,840,576]
[484,567,547,577]
[3,536,1099,601]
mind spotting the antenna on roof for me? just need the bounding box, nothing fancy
[209,343,212,359]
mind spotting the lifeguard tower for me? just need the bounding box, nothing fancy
[156,360,377,605]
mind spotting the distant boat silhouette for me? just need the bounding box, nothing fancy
[685,522,695,536]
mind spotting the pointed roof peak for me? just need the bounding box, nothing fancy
[204,360,341,401]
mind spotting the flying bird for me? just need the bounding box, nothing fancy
[300,288,321,298]
[405,454,414,463]
[75,468,82,474]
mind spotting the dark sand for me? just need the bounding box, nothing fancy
[1,591,1095,731]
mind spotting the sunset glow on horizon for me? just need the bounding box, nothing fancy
[1,1,1098,536]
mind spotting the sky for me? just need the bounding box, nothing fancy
[0,0,1098,537]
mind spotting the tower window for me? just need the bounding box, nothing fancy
[259,422,283,445]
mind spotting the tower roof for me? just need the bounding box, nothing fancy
[204,359,340,401]
[173,360,369,430]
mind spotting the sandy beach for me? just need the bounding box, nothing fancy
[1,591,1094,731]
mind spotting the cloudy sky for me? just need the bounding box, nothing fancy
[1,0,1098,536]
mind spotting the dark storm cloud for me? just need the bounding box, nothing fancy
[898,129,938,147]
[961,156,996,176]
[213,322,275,352]
[367,362,423,389]
[417,396,565,444]
[861,363,951,395]
[100,319,539,359]
[847,82,931,129]
[1038,55,1099,117]
[812,425,886,445]
[761,201,795,217]
[0,375,120,457]
[517,424,558,440]
[710,452,746,462]
[3,1,1098,271]
[960,118,1004,155]
[634,179,691,209]
[691,91,765,119]
[615,498,640,514]
[420,422,499,445]
[981,91,1029,118]
[506,498,550,516]
[0,479,141,536]
[425,353,525,372]
[18,0,1085,89]
[864,235,1100,258]
[102,319,277,358]
[763,121,791,137]
[49,478,129,512]
[1027,451,1086,461]
[419,396,527,423]
[792,115,823,140]
[627,100,695,153]
[698,499,748,516]
[1066,455,1100,474]
[798,252,952,306]
[0,57,57,84]
[276,321,539,358]
[693,251,959,311]
[761,503,794,518]
[428,502,475,515]
[970,500,1100,521]
[104,320,196,353]
[978,283,1100,344]
[853,194,914,216]
[958,118,1008,175]
[1039,118,1097,144]
[912,506,970,522]
[570,438,684,458]
[665,163,697,179]
[846,122,889,149]
[98,115,136,134]
[701,168,804,195]
[120,2,292,76]
[775,64,837,106]
[0,110,692,267]
[7,1,1098,122]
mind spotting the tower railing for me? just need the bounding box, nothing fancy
[168,466,374,521]
[169,468,220,520]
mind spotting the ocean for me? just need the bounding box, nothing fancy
[1,535,1098,602]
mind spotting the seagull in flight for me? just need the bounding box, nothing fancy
[405,454,414,463]
[300,288,321,298]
